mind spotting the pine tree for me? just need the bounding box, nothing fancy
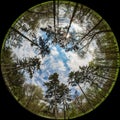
[44,73,59,119]
[44,73,71,119]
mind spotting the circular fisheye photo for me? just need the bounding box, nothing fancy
[1,1,120,119]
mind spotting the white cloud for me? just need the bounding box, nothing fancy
[42,52,66,73]
[66,51,87,71]
[51,46,59,56]
[59,74,68,85]
[12,40,36,59]
[71,22,86,33]
[58,60,66,71]
[37,46,68,86]
[66,42,96,72]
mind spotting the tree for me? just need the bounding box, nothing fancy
[23,84,43,110]
[44,73,59,119]
[58,83,71,119]
[68,91,86,117]
[44,73,71,119]
[1,47,25,101]
[68,70,94,109]
[2,56,41,78]
[1,1,119,119]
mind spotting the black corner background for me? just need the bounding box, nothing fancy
[0,0,120,120]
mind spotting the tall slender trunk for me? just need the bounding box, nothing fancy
[79,29,112,51]
[25,94,33,108]
[93,73,115,82]
[25,87,35,108]
[53,0,57,42]
[77,18,103,44]
[75,96,85,113]
[54,86,57,119]
[86,10,93,20]
[10,27,41,49]
[2,62,36,75]
[91,82,105,98]
[96,54,119,60]
[57,0,59,28]
[85,76,106,98]
[66,3,78,38]
[63,98,66,120]
[77,83,94,109]
[96,65,120,69]
[97,51,119,54]
[80,8,91,20]
[2,66,24,74]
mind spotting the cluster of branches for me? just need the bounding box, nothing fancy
[2,48,41,79]
[5,1,119,71]
[1,47,117,119]
[43,62,116,119]
[44,73,71,119]
[1,1,119,119]
[1,47,44,115]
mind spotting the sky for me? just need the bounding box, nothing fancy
[7,3,99,100]
[3,2,117,115]
[10,27,97,97]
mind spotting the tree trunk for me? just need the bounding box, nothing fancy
[75,96,85,113]
[2,60,40,75]
[25,87,35,108]
[77,18,103,44]
[96,65,120,69]
[94,73,115,82]
[10,27,41,49]
[66,3,78,38]
[77,83,94,109]
[53,0,57,42]
[54,86,57,119]
[79,29,112,51]
[63,99,66,120]
[57,0,59,28]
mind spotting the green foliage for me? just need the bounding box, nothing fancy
[44,73,71,119]
[1,47,25,101]
[1,1,119,119]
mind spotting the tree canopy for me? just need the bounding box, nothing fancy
[1,1,119,120]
